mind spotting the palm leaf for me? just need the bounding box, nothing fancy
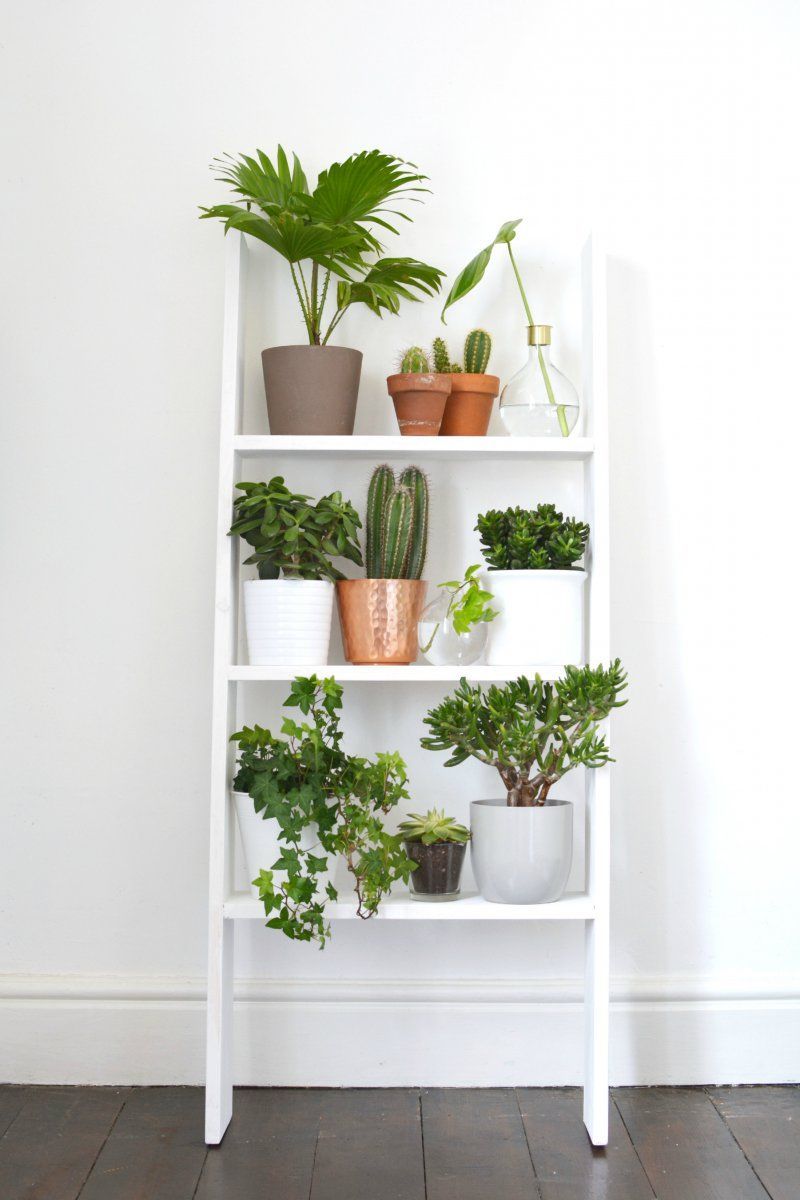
[337,257,445,316]
[440,219,522,323]
[309,151,429,229]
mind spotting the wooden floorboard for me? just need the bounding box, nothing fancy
[78,1087,207,1200]
[707,1086,800,1200]
[195,1088,321,1200]
[614,1086,771,1200]
[517,1087,655,1199]
[310,1089,424,1200]
[0,1086,29,1138]
[421,1088,539,1200]
[0,1086,129,1200]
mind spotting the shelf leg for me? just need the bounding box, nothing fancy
[205,913,234,1144]
[583,910,609,1145]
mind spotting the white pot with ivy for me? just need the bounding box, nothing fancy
[230,477,362,667]
[417,564,497,666]
[477,503,589,666]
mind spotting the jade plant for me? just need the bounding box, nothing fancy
[398,808,470,844]
[421,662,628,807]
[201,148,445,345]
[440,219,570,435]
[365,465,429,579]
[419,564,497,654]
[476,503,589,571]
[229,477,362,580]
[432,329,492,375]
[232,676,414,945]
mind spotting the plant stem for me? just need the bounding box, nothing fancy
[310,261,320,344]
[289,263,313,343]
[506,243,535,326]
[538,346,570,437]
[319,268,331,331]
[322,306,346,345]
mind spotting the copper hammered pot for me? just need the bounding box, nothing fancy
[336,579,427,664]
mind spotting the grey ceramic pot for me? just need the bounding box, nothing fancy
[261,345,362,435]
[470,798,573,904]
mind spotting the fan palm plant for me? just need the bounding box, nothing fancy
[201,147,445,345]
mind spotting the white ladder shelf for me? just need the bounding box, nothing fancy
[204,231,612,1147]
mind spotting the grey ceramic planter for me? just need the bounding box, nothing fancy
[261,345,362,435]
[470,798,573,904]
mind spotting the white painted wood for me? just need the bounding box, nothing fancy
[228,663,570,683]
[205,232,246,1145]
[234,434,594,459]
[581,232,611,1146]
[223,890,595,921]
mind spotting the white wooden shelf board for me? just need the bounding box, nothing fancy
[228,663,571,683]
[224,891,595,921]
[234,434,594,460]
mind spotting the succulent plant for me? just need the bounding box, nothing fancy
[365,464,429,580]
[398,807,471,844]
[431,336,451,374]
[400,346,430,374]
[450,362,462,372]
[476,503,589,571]
[464,328,492,374]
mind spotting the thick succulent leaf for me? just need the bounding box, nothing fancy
[440,218,523,323]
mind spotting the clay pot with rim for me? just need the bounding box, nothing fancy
[386,373,451,436]
[439,373,501,436]
[336,579,427,664]
[262,345,362,435]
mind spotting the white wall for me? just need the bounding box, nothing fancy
[2,0,799,1086]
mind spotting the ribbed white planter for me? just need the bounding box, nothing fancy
[485,570,586,665]
[233,791,334,899]
[470,798,573,904]
[243,579,334,666]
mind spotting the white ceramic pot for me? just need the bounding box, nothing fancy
[470,798,573,904]
[485,570,586,665]
[233,791,334,898]
[243,579,334,666]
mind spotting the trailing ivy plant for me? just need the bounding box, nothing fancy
[231,676,414,946]
[476,503,589,571]
[419,564,497,654]
[229,477,362,580]
[201,147,445,345]
[421,662,628,807]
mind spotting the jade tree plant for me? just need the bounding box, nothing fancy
[230,477,362,666]
[232,676,414,946]
[475,503,590,665]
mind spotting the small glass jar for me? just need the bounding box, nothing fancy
[418,587,488,666]
[500,324,579,437]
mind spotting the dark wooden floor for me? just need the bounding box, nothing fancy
[0,1085,797,1199]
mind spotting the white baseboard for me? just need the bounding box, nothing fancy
[2,973,799,1087]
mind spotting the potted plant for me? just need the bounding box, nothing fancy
[476,503,589,665]
[421,663,627,904]
[386,346,451,436]
[418,564,497,666]
[201,147,445,435]
[398,808,471,901]
[432,330,500,436]
[230,477,362,666]
[233,676,414,946]
[337,465,429,664]
[441,219,580,437]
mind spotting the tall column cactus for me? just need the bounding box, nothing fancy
[365,464,429,579]
[464,328,492,374]
[431,336,451,374]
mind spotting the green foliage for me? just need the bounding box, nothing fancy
[440,219,522,323]
[365,465,429,580]
[421,663,628,806]
[450,363,462,373]
[464,328,492,374]
[230,477,362,581]
[400,346,430,374]
[431,335,451,373]
[476,503,589,572]
[420,564,496,654]
[201,147,444,345]
[398,807,471,845]
[232,676,414,945]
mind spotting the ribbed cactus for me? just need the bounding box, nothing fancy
[431,336,451,374]
[400,346,430,374]
[464,328,492,374]
[365,464,429,579]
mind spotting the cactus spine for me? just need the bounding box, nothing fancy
[365,464,429,579]
[400,346,430,374]
[431,336,451,374]
[464,328,492,374]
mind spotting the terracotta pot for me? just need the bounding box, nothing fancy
[386,373,450,436]
[336,579,427,664]
[262,345,362,435]
[439,373,500,436]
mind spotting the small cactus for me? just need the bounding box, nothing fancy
[365,465,430,579]
[464,328,492,374]
[431,336,451,374]
[400,346,430,374]
[450,363,463,373]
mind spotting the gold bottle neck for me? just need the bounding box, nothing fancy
[527,324,552,347]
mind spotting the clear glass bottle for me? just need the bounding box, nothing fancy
[500,325,580,437]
